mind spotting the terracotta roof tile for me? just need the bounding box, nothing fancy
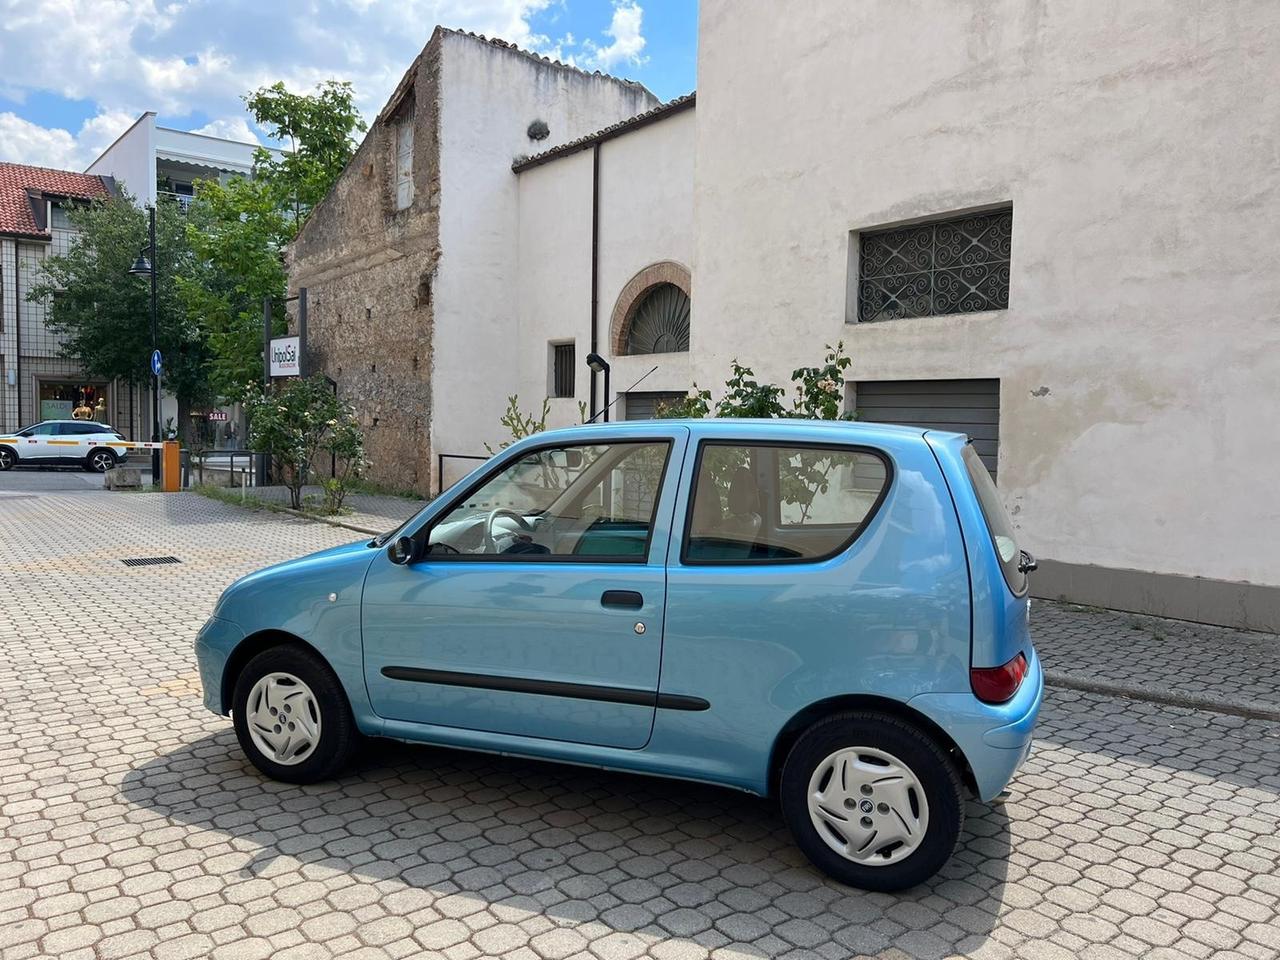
[0,162,112,239]
[512,93,695,172]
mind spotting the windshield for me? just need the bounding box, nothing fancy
[961,443,1026,595]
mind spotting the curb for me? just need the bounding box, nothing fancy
[1044,671,1280,723]
[276,506,385,537]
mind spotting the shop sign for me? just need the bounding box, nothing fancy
[269,336,301,377]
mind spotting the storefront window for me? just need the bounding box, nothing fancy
[39,382,108,423]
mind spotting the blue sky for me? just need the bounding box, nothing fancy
[0,1,697,171]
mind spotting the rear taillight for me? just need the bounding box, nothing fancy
[970,652,1028,704]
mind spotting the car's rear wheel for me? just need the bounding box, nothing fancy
[231,644,359,784]
[85,449,117,473]
[0,447,14,471]
[779,712,964,891]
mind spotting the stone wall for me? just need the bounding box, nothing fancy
[287,41,443,494]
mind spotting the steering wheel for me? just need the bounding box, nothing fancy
[484,508,534,552]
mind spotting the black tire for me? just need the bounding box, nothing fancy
[779,712,964,891]
[85,448,117,473]
[0,447,14,471]
[231,644,360,784]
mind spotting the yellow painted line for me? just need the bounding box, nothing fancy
[47,440,81,446]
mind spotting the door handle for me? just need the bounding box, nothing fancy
[601,590,644,609]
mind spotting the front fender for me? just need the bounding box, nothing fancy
[197,540,380,728]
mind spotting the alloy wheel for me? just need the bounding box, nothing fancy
[244,671,322,766]
[90,451,115,472]
[806,746,930,866]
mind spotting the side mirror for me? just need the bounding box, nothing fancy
[388,535,421,565]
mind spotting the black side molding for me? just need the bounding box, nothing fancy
[380,666,709,712]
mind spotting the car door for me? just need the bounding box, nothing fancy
[48,422,90,462]
[361,427,687,749]
[22,422,57,461]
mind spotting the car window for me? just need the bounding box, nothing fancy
[426,440,671,561]
[962,442,1026,595]
[684,442,889,564]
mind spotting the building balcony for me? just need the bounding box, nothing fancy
[158,191,195,213]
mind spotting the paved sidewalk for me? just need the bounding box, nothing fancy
[224,484,426,534]
[1033,601,1280,721]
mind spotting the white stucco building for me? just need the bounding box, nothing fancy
[290,28,659,494]
[86,112,284,210]
[502,1,1280,630]
[296,5,1280,630]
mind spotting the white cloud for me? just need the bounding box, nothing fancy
[0,0,649,170]
[0,113,79,169]
[191,117,262,145]
[582,2,646,70]
[0,110,136,170]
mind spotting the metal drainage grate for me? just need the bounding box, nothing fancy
[120,556,182,568]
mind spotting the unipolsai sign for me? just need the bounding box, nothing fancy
[269,336,301,377]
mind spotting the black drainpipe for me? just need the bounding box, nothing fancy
[13,241,22,426]
[589,143,600,421]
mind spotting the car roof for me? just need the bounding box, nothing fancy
[26,420,114,428]
[529,418,968,444]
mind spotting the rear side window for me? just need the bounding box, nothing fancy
[961,443,1025,594]
[684,442,889,563]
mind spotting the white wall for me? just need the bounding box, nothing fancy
[431,32,658,462]
[86,113,156,205]
[512,107,696,430]
[597,108,696,410]
[694,0,1280,589]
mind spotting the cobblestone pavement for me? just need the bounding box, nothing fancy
[1032,601,1280,718]
[1,491,1279,960]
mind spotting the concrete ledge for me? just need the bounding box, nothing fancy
[1044,672,1280,723]
[104,468,142,490]
[1032,558,1280,634]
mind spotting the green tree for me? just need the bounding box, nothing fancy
[179,176,290,401]
[242,376,362,509]
[179,79,366,399]
[27,195,213,437]
[245,80,367,227]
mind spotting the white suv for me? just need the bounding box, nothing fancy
[0,420,127,473]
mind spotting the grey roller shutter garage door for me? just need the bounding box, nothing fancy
[623,392,685,421]
[854,378,1000,479]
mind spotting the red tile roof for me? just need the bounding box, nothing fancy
[0,163,112,239]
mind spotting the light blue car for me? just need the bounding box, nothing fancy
[196,419,1041,890]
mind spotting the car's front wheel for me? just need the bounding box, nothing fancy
[231,644,359,784]
[85,448,117,473]
[780,712,964,891]
[0,447,14,471]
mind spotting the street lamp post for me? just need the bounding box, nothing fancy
[128,206,161,480]
[586,352,611,423]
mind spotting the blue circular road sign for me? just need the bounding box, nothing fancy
[151,349,163,377]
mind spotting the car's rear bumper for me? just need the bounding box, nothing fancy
[195,616,244,714]
[907,645,1044,800]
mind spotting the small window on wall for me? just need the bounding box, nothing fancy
[394,103,415,210]
[856,208,1012,322]
[551,342,575,398]
[684,443,890,564]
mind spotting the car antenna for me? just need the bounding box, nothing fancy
[586,365,659,424]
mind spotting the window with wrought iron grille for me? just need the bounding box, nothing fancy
[551,342,575,398]
[856,209,1012,323]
